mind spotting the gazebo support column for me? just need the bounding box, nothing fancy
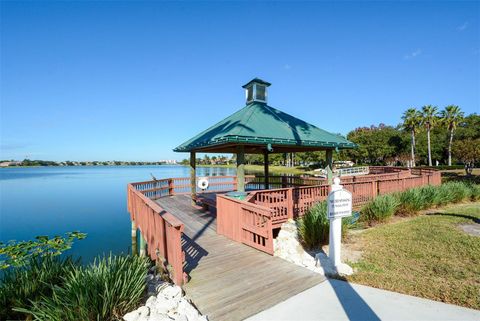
[264,151,269,189]
[326,149,334,185]
[236,145,245,192]
[190,151,196,206]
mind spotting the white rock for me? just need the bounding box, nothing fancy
[152,297,177,315]
[336,262,354,276]
[145,296,157,308]
[174,315,188,321]
[273,220,355,277]
[124,310,141,321]
[161,285,182,300]
[147,314,171,321]
[125,274,207,321]
[177,298,200,321]
[124,306,151,321]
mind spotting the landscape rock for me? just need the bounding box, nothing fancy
[123,275,207,321]
[273,219,353,277]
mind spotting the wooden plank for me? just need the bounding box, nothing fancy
[154,193,325,321]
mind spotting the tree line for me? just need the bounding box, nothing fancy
[1,160,172,166]
[188,107,479,169]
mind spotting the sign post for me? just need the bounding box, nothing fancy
[327,177,353,275]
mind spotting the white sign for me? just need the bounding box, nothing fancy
[327,189,353,219]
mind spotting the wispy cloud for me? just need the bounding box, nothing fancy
[283,64,292,70]
[404,49,422,60]
[457,21,468,31]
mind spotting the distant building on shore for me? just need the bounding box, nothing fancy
[159,159,178,165]
[0,161,22,167]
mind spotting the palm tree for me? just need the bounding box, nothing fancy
[440,105,464,166]
[401,108,422,167]
[420,105,439,166]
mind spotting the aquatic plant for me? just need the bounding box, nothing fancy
[0,231,86,269]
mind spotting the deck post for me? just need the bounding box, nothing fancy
[190,151,196,206]
[139,230,147,257]
[264,150,269,190]
[131,220,138,256]
[236,145,245,192]
[326,149,334,185]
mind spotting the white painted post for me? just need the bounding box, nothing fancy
[327,177,353,275]
[328,178,343,267]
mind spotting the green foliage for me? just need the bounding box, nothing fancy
[440,182,472,204]
[469,184,480,201]
[362,182,478,223]
[298,201,349,249]
[0,255,79,320]
[345,124,407,165]
[397,182,472,216]
[361,194,399,225]
[396,188,430,216]
[16,254,148,321]
[298,201,330,249]
[0,232,87,269]
[452,138,480,169]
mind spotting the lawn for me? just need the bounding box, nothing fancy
[441,168,480,184]
[346,202,480,310]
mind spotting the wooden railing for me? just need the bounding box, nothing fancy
[217,167,441,255]
[127,183,186,285]
[129,168,441,259]
[132,175,256,199]
[217,195,273,254]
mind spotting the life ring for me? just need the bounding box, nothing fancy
[197,177,209,190]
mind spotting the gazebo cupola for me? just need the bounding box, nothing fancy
[242,78,271,104]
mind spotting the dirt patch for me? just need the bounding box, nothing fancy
[458,223,480,237]
[322,234,364,264]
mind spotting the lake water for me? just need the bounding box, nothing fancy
[0,166,238,263]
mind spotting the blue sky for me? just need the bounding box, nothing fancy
[1,1,479,161]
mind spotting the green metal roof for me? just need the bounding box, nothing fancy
[242,78,271,88]
[174,102,356,153]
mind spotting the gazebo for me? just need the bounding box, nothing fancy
[174,78,356,204]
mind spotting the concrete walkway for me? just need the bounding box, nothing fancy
[246,279,480,321]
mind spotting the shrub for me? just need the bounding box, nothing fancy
[444,182,472,203]
[298,201,350,249]
[416,185,440,208]
[396,188,428,216]
[361,194,399,225]
[0,255,79,320]
[469,184,480,201]
[20,254,149,321]
[298,201,330,249]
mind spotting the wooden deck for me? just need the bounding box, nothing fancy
[156,194,325,321]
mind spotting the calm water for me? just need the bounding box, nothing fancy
[0,166,237,262]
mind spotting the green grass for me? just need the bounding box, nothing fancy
[348,202,480,310]
[441,168,480,184]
